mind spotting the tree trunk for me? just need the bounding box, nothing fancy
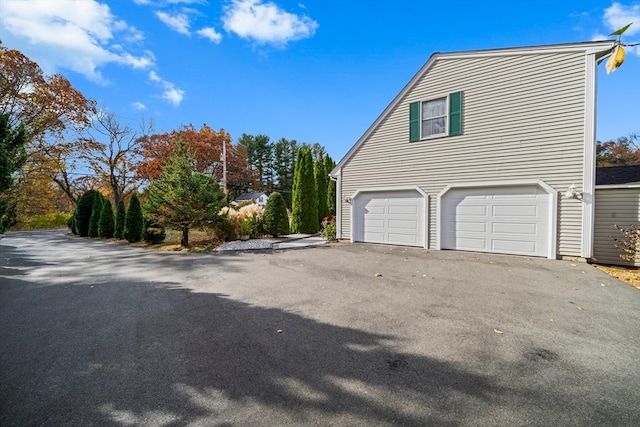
[181,227,189,247]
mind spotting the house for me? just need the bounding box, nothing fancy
[330,41,621,261]
[593,165,640,266]
[233,191,269,208]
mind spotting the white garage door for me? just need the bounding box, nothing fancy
[353,190,426,247]
[441,185,550,257]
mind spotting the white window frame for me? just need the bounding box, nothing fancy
[421,96,448,139]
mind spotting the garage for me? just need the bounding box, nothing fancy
[352,188,427,247]
[440,183,553,257]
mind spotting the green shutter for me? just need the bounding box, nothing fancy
[409,101,420,142]
[449,91,463,136]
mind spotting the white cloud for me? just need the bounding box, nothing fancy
[603,2,640,35]
[600,2,640,55]
[155,11,191,35]
[132,102,148,111]
[0,0,154,82]
[197,27,223,43]
[148,71,184,106]
[223,0,318,45]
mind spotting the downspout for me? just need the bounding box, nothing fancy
[330,171,342,239]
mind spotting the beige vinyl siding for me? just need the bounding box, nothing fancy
[593,187,640,266]
[340,51,588,256]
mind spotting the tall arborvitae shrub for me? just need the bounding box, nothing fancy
[88,192,103,237]
[115,199,126,239]
[324,154,336,216]
[315,155,328,224]
[75,189,99,237]
[125,193,143,243]
[263,191,289,236]
[98,199,115,238]
[291,148,318,234]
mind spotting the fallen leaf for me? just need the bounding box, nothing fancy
[601,283,606,287]
[277,329,283,333]
[374,273,382,277]
[493,328,504,334]
[576,306,584,311]
[550,319,555,323]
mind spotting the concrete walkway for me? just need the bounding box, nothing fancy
[216,234,327,251]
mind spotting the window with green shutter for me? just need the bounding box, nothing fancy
[449,91,463,136]
[409,91,464,141]
[409,101,420,142]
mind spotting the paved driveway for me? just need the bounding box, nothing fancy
[1,230,639,426]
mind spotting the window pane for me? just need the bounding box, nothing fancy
[422,98,446,119]
[422,117,445,137]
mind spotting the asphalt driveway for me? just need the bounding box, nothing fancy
[1,230,639,426]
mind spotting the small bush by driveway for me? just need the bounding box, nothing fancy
[1,230,639,426]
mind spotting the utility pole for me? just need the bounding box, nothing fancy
[222,140,228,195]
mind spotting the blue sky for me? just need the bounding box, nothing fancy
[1,0,639,160]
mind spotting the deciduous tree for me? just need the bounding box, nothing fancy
[80,109,147,208]
[596,133,640,166]
[136,124,257,199]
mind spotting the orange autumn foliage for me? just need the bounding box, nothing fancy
[136,124,258,196]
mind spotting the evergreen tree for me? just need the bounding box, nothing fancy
[125,193,143,243]
[0,114,27,233]
[88,192,103,237]
[145,140,224,247]
[98,199,115,238]
[114,199,126,239]
[263,191,289,236]
[324,154,336,216]
[75,189,99,237]
[314,154,328,224]
[291,148,319,233]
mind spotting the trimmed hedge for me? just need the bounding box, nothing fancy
[263,192,289,236]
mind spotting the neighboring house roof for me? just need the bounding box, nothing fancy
[596,165,640,185]
[330,40,616,177]
[235,192,267,201]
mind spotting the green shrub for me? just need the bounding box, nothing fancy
[18,211,73,230]
[263,192,289,236]
[75,190,99,237]
[114,199,126,239]
[125,193,143,243]
[88,192,103,237]
[98,200,115,238]
[320,215,337,240]
[143,217,166,244]
[212,214,233,241]
[67,213,77,234]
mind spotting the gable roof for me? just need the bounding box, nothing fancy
[596,165,640,185]
[235,192,267,201]
[330,40,616,177]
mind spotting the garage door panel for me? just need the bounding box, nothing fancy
[458,205,488,216]
[492,239,537,253]
[389,219,418,229]
[441,185,550,257]
[389,205,418,215]
[354,190,425,247]
[457,237,488,250]
[492,222,537,234]
[492,204,538,217]
[456,221,487,232]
